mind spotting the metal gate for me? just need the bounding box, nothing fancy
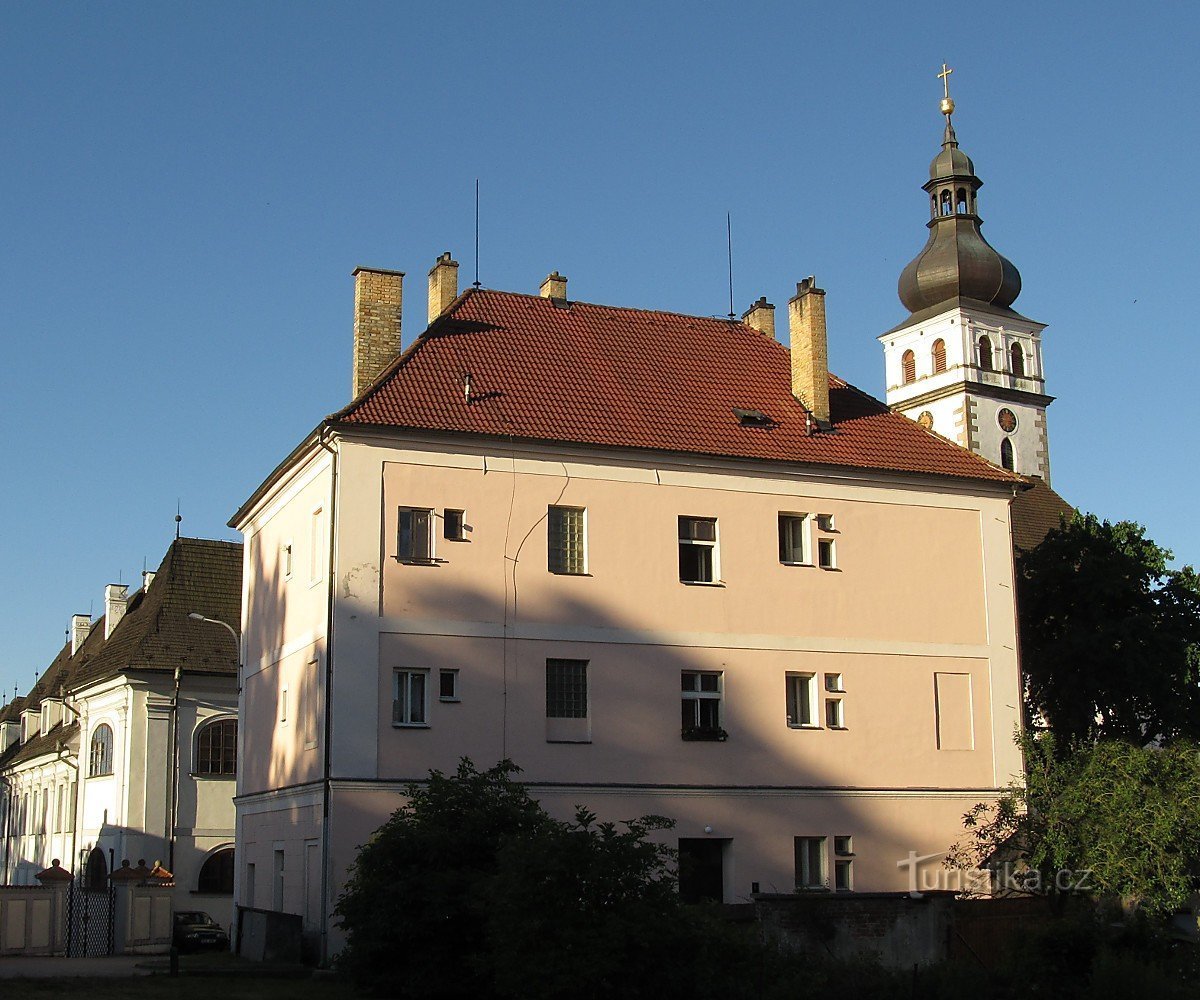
[65,882,115,957]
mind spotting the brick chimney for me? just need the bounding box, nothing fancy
[352,267,404,399]
[539,271,568,301]
[70,614,91,655]
[788,278,830,428]
[427,252,459,324]
[104,584,129,640]
[742,297,776,338]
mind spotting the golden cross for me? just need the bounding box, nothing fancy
[937,62,954,100]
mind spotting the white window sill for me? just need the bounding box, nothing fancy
[780,561,814,568]
[680,580,725,588]
[392,723,430,729]
[787,724,824,730]
[548,570,592,577]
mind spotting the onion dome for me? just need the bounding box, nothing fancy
[898,93,1021,314]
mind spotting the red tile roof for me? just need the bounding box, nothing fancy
[335,289,1018,484]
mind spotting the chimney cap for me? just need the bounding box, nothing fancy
[352,266,406,278]
[428,252,459,275]
[792,276,825,299]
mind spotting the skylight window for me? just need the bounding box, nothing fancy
[732,407,775,428]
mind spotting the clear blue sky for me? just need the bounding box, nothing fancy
[2,2,1197,701]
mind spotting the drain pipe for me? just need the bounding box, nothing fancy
[316,424,338,966]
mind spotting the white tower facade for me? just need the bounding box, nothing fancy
[883,78,1053,482]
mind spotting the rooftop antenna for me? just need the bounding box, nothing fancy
[473,179,482,289]
[726,211,735,321]
[175,499,182,540]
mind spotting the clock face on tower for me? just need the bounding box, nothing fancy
[917,411,934,430]
[997,408,1018,433]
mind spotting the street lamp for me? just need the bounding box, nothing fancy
[187,613,241,689]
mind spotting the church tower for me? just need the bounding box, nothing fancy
[880,67,1053,482]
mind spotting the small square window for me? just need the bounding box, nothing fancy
[439,669,460,702]
[398,508,435,563]
[834,835,853,856]
[835,859,854,891]
[786,673,818,727]
[824,673,844,693]
[825,697,845,729]
[282,542,294,579]
[679,516,718,584]
[816,513,836,532]
[548,506,587,574]
[778,514,809,564]
[817,538,836,569]
[444,509,466,542]
[393,669,429,726]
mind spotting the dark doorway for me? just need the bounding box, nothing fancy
[84,847,108,890]
[678,838,727,904]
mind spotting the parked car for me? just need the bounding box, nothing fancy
[173,910,230,951]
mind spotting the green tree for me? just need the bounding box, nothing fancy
[335,759,744,1000]
[1017,513,1200,745]
[949,733,1200,915]
[333,758,555,998]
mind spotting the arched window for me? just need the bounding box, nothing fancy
[940,190,952,216]
[1000,438,1014,471]
[978,336,993,371]
[197,848,235,894]
[88,724,113,777]
[1010,343,1025,377]
[196,719,237,776]
[85,846,107,889]
[956,188,968,214]
[931,339,947,374]
[901,349,916,384]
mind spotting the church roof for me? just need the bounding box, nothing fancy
[333,288,1018,486]
[1010,476,1075,552]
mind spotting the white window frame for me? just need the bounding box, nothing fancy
[834,858,854,892]
[681,670,724,738]
[778,513,810,565]
[398,507,436,563]
[825,694,846,729]
[678,515,720,585]
[816,513,836,533]
[439,668,460,703]
[547,505,587,575]
[786,672,819,728]
[282,540,294,580]
[393,669,430,727]
[280,684,289,727]
[817,537,837,570]
[795,836,828,890]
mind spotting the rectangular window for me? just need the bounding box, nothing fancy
[398,508,434,562]
[439,669,460,702]
[55,785,64,833]
[817,537,836,570]
[310,506,325,584]
[825,695,845,729]
[681,671,724,739]
[778,513,809,564]
[546,659,588,718]
[548,506,586,574]
[678,516,718,584]
[393,669,429,726]
[816,513,836,533]
[280,685,289,725]
[282,542,294,579]
[833,836,854,891]
[303,657,319,751]
[795,836,827,890]
[786,673,818,727]
[444,509,466,542]
[824,673,844,693]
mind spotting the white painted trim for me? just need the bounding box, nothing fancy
[377,616,992,660]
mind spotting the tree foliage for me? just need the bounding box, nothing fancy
[1017,513,1200,745]
[949,733,1200,915]
[333,758,752,1000]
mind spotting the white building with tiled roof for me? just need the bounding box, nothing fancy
[0,537,241,928]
